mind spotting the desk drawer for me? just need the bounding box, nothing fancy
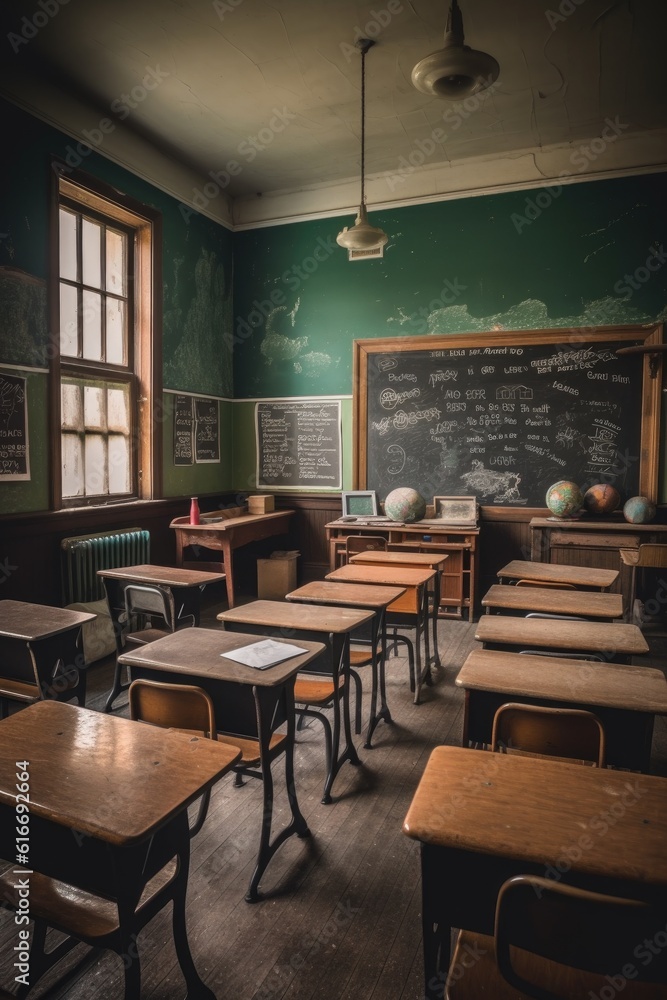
[387,588,419,614]
[553,532,640,549]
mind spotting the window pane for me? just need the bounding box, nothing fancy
[107,386,130,432]
[84,434,107,495]
[61,381,83,431]
[108,435,130,493]
[82,218,102,289]
[62,433,84,497]
[82,290,102,361]
[106,229,126,294]
[59,209,78,282]
[60,282,79,356]
[84,384,106,431]
[106,298,125,365]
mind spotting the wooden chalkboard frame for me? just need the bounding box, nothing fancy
[353,324,663,514]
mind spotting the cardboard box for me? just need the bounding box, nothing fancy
[257,551,298,599]
[248,494,275,514]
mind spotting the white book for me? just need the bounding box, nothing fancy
[222,638,308,669]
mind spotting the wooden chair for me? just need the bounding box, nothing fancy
[129,678,286,832]
[446,874,666,999]
[491,702,606,767]
[620,543,667,626]
[344,534,388,562]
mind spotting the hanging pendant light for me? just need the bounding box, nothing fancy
[411,0,499,100]
[336,39,388,254]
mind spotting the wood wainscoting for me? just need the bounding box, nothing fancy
[1,493,541,613]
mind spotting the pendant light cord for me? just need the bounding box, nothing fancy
[360,43,366,208]
[358,38,374,209]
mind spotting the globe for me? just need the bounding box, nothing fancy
[583,483,621,516]
[545,480,583,519]
[384,487,426,523]
[623,496,656,524]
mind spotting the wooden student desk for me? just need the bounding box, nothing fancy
[0,700,240,1000]
[457,648,667,771]
[496,559,618,591]
[99,564,226,711]
[324,518,479,620]
[326,563,435,705]
[217,600,373,804]
[0,599,96,713]
[285,580,406,749]
[475,615,649,663]
[403,745,667,1000]
[170,510,294,610]
[118,626,324,902]
[481,583,624,621]
[349,550,448,670]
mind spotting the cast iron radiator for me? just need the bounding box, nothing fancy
[60,528,151,605]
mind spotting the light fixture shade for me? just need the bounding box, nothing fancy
[411,0,499,99]
[336,204,388,251]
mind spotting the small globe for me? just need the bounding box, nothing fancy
[623,496,656,524]
[545,480,583,519]
[384,487,426,523]
[583,484,621,516]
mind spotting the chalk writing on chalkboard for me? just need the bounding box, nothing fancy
[256,400,342,489]
[355,328,662,508]
[0,370,30,481]
[173,395,194,466]
[195,397,220,463]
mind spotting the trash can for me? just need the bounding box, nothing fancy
[257,550,299,600]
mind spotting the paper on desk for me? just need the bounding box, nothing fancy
[221,638,308,669]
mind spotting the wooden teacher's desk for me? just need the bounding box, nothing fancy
[475,614,649,662]
[324,518,479,620]
[481,583,624,621]
[0,700,240,1000]
[496,558,619,590]
[0,599,96,713]
[286,580,405,749]
[403,745,667,1000]
[170,510,294,609]
[118,626,324,901]
[457,648,667,771]
[217,600,373,804]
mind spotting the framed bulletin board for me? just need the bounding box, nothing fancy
[353,324,662,511]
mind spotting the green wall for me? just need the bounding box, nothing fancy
[232,173,667,491]
[0,99,234,514]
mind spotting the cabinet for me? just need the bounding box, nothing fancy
[324,521,480,620]
[529,516,667,614]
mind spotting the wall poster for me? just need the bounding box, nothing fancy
[0,370,30,480]
[256,400,342,489]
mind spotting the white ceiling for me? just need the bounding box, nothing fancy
[2,0,666,227]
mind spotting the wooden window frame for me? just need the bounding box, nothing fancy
[49,163,163,509]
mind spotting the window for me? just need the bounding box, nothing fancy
[52,168,161,507]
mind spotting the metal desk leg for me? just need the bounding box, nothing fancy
[364,610,392,749]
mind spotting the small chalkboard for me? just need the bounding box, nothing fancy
[256,400,342,489]
[354,326,662,509]
[195,397,220,463]
[0,370,30,481]
[173,395,193,466]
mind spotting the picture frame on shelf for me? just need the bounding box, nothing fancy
[341,490,379,517]
[433,495,479,526]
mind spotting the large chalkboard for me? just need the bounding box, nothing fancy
[256,400,341,489]
[354,327,662,508]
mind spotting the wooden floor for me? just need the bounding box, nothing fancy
[1,595,666,1000]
